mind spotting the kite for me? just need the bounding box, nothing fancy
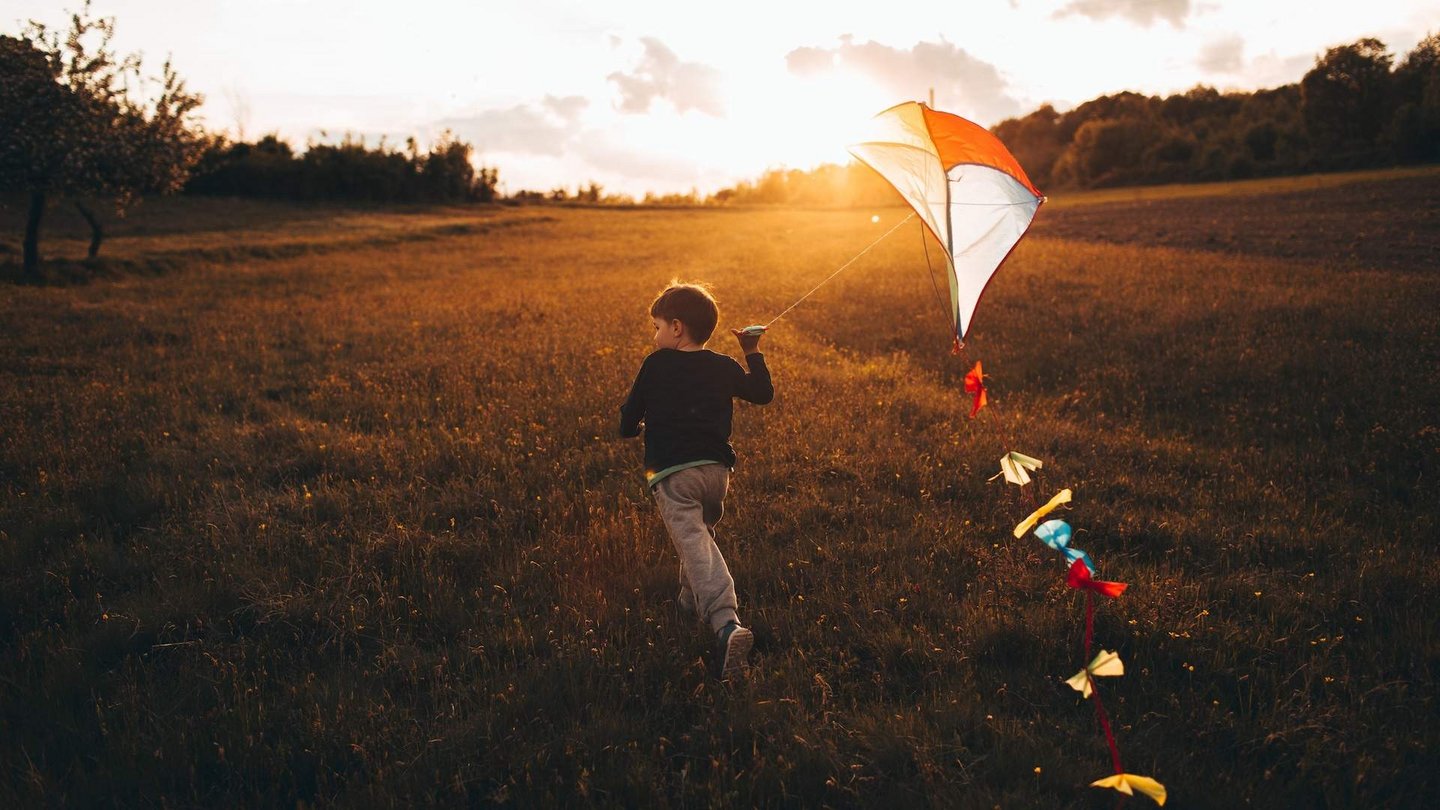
[848,102,1044,345]
[1012,488,1072,538]
[1091,773,1168,805]
[1066,558,1127,598]
[1065,649,1124,698]
[1034,519,1095,574]
[963,361,987,416]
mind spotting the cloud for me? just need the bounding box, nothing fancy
[1245,50,1320,88]
[784,37,1024,124]
[1053,0,1192,27]
[607,37,725,117]
[436,102,575,156]
[432,95,709,194]
[785,46,835,77]
[542,94,589,123]
[572,136,702,187]
[1197,34,1244,74]
[1192,40,1316,88]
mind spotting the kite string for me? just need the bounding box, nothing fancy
[918,218,961,346]
[763,212,916,329]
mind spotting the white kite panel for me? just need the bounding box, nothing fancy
[946,163,1041,339]
[848,142,950,255]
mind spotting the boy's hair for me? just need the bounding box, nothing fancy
[650,282,719,343]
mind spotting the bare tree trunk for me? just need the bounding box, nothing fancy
[75,200,104,259]
[22,190,45,283]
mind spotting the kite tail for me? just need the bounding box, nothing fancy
[1089,677,1126,776]
[1083,591,1124,775]
[1083,591,1095,660]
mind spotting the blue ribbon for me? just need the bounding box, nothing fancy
[1034,519,1096,574]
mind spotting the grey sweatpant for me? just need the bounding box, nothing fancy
[652,464,739,633]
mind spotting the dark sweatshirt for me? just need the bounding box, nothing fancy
[619,348,774,483]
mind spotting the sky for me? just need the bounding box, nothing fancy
[4,0,1437,196]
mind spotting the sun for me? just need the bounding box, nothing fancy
[604,61,904,194]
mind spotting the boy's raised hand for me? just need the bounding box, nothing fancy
[731,327,763,355]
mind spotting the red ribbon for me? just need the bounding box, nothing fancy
[1082,591,1125,775]
[963,361,987,417]
[1089,671,1126,775]
[1067,558,1127,598]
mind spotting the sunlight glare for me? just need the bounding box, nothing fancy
[725,67,895,175]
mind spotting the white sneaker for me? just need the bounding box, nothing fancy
[716,621,753,681]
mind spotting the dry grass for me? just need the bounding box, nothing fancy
[1,177,1437,807]
[1042,164,1440,207]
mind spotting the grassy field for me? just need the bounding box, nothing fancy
[1,169,1438,807]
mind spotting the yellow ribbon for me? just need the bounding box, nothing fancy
[1091,773,1167,805]
[1012,488,1072,538]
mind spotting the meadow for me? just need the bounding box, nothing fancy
[1,168,1438,808]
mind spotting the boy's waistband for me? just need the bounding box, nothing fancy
[646,459,727,488]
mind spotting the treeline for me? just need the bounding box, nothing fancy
[506,167,902,208]
[509,183,715,206]
[186,133,499,203]
[710,163,901,207]
[712,35,1440,201]
[999,36,1439,189]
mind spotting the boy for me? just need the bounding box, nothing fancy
[619,282,774,680]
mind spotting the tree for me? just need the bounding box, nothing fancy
[1392,32,1440,100]
[1389,33,1440,161]
[577,180,602,203]
[991,105,1064,188]
[0,35,75,281]
[1242,122,1279,162]
[185,132,498,203]
[1301,38,1394,162]
[0,2,204,281]
[473,166,499,203]
[1052,117,1162,187]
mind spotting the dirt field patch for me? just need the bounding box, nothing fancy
[1034,172,1440,272]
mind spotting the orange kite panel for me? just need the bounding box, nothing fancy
[920,105,1041,197]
